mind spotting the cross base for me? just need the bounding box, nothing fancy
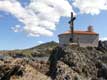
[69,38,73,43]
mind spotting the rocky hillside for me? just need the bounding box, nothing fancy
[48,42,107,80]
[0,41,58,58]
[0,58,51,80]
[26,41,58,57]
[0,41,107,80]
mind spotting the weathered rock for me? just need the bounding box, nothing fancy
[96,61,107,79]
[1,41,107,80]
[0,58,51,80]
[97,41,107,51]
[48,46,107,80]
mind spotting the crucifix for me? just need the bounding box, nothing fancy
[68,12,76,43]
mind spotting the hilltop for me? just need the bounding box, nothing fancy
[0,41,107,80]
[48,46,107,80]
[0,41,58,58]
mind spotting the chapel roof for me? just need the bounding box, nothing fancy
[59,30,98,36]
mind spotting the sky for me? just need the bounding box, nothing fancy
[0,0,107,50]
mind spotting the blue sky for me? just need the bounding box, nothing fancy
[0,0,107,50]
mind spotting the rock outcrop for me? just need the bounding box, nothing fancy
[0,41,107,80]
[0,58,51,80]
[48,45,107,80]
[97,41,107,51]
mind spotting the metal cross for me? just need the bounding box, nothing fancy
[68,12,76,43]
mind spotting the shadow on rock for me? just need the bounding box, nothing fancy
[48,47,65,79]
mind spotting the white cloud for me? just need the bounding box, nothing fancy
[100,37,107,41]
[73,0,107,15]
[11,25,21,32]
[37,41,44,44]
[0,0,75,37]
[1,0,106,38]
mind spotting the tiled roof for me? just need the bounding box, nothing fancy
[59,30,98,35]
